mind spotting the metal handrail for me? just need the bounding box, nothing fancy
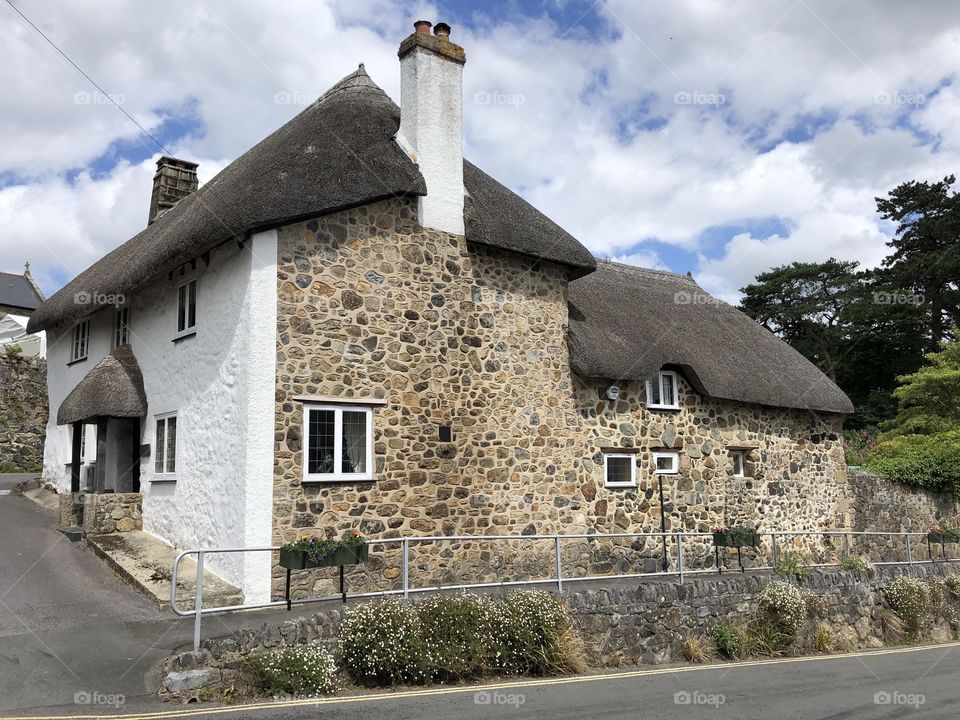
[170,529,956,651]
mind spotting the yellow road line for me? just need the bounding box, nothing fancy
[8,641,960,720]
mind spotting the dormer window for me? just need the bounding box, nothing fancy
[68,320,89,364]
[113,306,130,348]
[645,370,679,410]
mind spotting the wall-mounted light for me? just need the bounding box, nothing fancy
[606,385,620,401]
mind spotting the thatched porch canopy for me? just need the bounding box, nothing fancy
[57,345,147,425]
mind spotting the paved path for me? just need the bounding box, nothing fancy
[3,643,960,719]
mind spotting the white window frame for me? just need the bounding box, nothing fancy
[730,450,747,478]
[603,452,637,488]
[302,404,374,483]
[653,451,679,475]
[113,306,130,348]
[175,278,197,338]
[68,319,89,363]
[645,370,680,410]
[153,412,178,481]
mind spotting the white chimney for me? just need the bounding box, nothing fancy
[396,21,466,236]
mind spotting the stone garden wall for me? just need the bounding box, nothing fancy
[82,492,143,535]
[159,563,960,700]
[269,197,957,600]
[0,354,47,471]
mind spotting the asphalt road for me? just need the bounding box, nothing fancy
[3,643,959,720]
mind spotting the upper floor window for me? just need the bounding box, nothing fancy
[653,451,679,475]
[730,450,747,478]
[176,279,197,338]
[303,405,373,482]
[645,370,679,410]
[113,307,130,348]
[603,452,637,488]
[154,413,178,479]
[69,320,89,363]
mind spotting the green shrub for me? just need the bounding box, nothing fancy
[490,591,584,675]
[416,593,494,681]
[774,551,811,581]
[885,576,930,634]
[944,574,960,600]
[758,581,809,636]
[866,430,960,496]
[838,555,875,577]
[712,620,741,659]
[339,600,432,685]
[244,645,337,697]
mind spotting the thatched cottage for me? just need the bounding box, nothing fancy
[29,23,852,600]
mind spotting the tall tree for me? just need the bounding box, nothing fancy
[876,175,960,351]
[738,259,862,382]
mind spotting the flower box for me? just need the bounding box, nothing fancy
[927,532,957,545]
[279,543,369,570]
[713,530,759,548]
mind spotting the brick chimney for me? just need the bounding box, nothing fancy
[148,156,199,225]
[396,21,466,236]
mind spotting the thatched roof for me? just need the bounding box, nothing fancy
[568,261,854,414]
[29,66,594,333]
[57,345,147,425]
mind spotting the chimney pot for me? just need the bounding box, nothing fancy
[434,22,451,39]
[148,156,199,226]
[414,20,432,34]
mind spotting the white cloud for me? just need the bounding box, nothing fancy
[1,0,958,300]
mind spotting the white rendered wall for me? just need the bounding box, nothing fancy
[397,45,465,235]
[40,232,278,601]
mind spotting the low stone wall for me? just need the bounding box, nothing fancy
[0,354,47,471]
[82,493,143,535]
[160,563,960,700]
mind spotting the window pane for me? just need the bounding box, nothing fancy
[655,454,675,472]
[342,411,367,473]
[732,452,744,475]
[155,421,165,473]
[166,417,177,473]
[648,377,661,405]
[187,281,196,328]
[308,410,336,474]
[606,456,633,485]
[661,373,675,406]
[177,285,186,332]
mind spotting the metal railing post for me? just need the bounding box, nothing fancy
[676,533,684,584]
[554,536,563,593]
[402,538,410,600]
[905,533,912,565]
[771,532,778,569]
[193,551,204,651]
[843,532,850,557]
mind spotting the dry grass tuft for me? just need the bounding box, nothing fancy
[811,623,834,653]
[680,635,711,663]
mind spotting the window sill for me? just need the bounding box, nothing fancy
[646,404,680,411]
[172,330,196,343]
[302,477,375,484]
[66,356,88,366]
[605,483,638,489]
[151,476,177,483]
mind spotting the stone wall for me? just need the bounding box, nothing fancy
[0,354,47,471]
[82,492,143,535]
[159,564,960,700]
[271,196,859,598]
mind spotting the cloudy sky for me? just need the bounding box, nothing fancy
[1,0,958,302]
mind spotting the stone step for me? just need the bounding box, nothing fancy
[58,526,83,542]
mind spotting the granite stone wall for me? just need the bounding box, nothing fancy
[0,353,47,471]
[82,492,143,535]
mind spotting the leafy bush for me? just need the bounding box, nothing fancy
[843,430,876,467]
[867,430,960,496]
[338,591,583,686]
[490,591,584,675]
[774,551,811,581]
[884,576,930,634]
[944,574,960,599]
[758,581,809,635]
[838,554,875,577]
[712,620,741,659]
[3,344,22,357]
[416,594,494,681]
[244,646,338,697]
[339,600,432,685]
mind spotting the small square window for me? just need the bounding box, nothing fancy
[303,405,374,482]
[653,451,679,475]
[69,320,89,363]
[645,371,680,410]
[154,413,178,479]
[730,450,747,477]
[604,453,637,487]
[176,279,197,337]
